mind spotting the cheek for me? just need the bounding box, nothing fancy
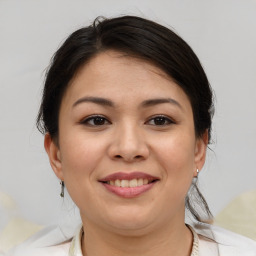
[156,132,195,164]
[154,133,195,189]
[59,132,106,181]
[59,134,107,209]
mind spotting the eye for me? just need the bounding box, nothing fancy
[80,115,111,126]
[146,115,174,126]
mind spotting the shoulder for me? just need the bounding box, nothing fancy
[8,225,74,256]
[9,242,71,256]
[194,222,256,256]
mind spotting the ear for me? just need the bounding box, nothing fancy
[44,133,64,181]
[194,130,208,176]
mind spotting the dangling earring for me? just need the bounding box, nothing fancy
[60,181,65,197]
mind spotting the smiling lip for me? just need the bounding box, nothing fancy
[99,172,159,182]
[99,172,159,198]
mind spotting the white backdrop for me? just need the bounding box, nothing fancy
[0,0,256,227]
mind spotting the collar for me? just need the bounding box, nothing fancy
[69,224,199,256]
[69,225,83,256]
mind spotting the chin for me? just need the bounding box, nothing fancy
[109,221,154,237]
[102,207,156,233]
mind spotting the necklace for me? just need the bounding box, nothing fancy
[187,225,199,256]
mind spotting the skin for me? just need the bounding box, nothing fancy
[45,50,208,256]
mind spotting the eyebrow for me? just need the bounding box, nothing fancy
[73,96,114,108]
[140,98,183,109]
[72,96,182,109]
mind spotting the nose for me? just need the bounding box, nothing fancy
[107,123,149,162]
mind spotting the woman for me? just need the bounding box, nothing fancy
[13,16,256,256]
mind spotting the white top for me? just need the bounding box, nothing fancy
[8,223,256,256]
[68,226,199,256]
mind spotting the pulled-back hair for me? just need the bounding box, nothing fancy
[37,15,214,222]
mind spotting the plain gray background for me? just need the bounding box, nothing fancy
[0,0,256,228]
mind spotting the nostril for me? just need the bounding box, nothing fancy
[113,154,145,161]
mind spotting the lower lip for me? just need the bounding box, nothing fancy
[102,182,156,198]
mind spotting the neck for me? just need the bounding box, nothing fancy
[81,217,193,256]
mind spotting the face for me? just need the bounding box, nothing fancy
[45,50,207,235]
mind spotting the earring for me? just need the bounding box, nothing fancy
[60,181,65,197]
[195,169,199,178]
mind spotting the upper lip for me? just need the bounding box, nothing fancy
[99,172,159,182]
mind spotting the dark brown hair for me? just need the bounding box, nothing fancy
[37,15,214,222]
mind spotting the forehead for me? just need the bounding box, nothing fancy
[62,50,191,110]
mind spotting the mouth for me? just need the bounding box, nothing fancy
[101,178,158,188]
[98,172,160,198]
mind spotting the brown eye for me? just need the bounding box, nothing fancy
[81,115,110,126]
[147,115,174,126]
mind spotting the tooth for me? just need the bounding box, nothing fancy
[115,179,121,187]
[129,179,138,187]
[138,178,143,186]
[143,179,149,185]
[121,180,129,188]
[110,180,114,186]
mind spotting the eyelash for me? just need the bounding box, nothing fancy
[80,115,175,127]
[146,115,175,126]
[80,115,111,126]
